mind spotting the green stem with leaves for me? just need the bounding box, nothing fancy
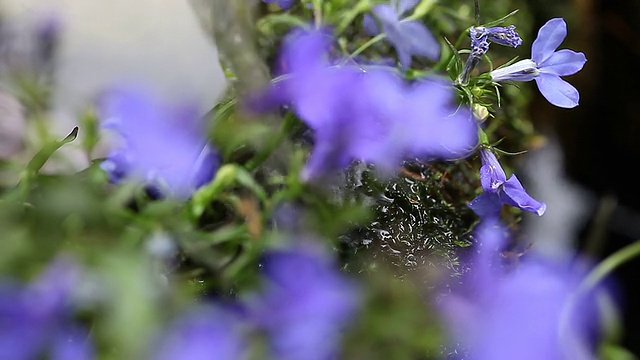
[342,33,386,65]
[577,240,640,297]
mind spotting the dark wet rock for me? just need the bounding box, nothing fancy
[340,160,479,283]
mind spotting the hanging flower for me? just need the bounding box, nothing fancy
[468,148,546,217]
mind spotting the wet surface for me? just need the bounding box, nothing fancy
[341,160,479,282]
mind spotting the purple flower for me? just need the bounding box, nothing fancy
[248,245,360,360]
[0,10,63,75]
[468,148,546,217]
[363,0,439,68]
[262,0,294,10]
[150,306,246,360]
[459,25,522,85]
[0,258,94,360]
[490,18,587,108]
[485,25,523,48]
[50,327,95,360]
[437,218,602,360]
[469,27,490,58]
[470,25,522,56]
[99,86,219,199]
[248,28,477,180]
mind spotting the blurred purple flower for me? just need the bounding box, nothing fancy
[99,86,219,199]
[468,148,546,218]
[0,10,63,77]
[50,327,95,360]
[248,245,360,360]
[150,306,246,360]
[490,18,587,108]
[248,28,477,180]
[0,257,94,360]
[262,0,294,10]
[363,0,439,68]
[437,218,602,360]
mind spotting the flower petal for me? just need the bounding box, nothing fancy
[279,29,332,74]
[479,149,508,191]
[539,49,586,76]
[398,21,440,61]
[531,18,567,64]
[373,4,439,67]
[396,0,420,16]
[254,247,361,360]
[263,0,295,10]
[277,0,294,9]
[363,14,380,35]
[372,4,399,23]
[403,79,477,160]
[468,192,503,218]
[501,175,547,215]
[534,73,580,108]
[490,59,539,82]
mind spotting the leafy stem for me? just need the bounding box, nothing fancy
[342,33,387,65]
[577,240,640,298]
[335,0,372,35]
[473,0,480,25]
[312,0,323,27]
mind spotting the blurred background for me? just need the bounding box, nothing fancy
[525,0,640,355]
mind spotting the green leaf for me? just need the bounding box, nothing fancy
[190,164,267,219]
[335,0,371,35]
[482,9,519,28]
[599,343,639,360]
[13,127,80,199]
[404,0,437,22]
[257,13,307,33]
[25,126,78,177]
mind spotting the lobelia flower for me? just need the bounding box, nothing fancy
[149,241,360,360]
[247,245,360,360]
[247,28,477,180]
[262,0,294,10]
[363,0,439,68]
[0,257,94,360]
[468,148,546,218]
[149,306,247,360]
[470,25,523,58]
[490,18,587,108]
[99,86,219,199]
[436,217,604,360]
[459,24,522,85]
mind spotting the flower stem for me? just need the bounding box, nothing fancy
[473,0,480,25]
[577,240,640,297]
[245,112,298,171]
[312,0,323,28]
[335,0,371,35]
[558,240,640,357]
[457,53,480,85]
[342,33,386,65]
